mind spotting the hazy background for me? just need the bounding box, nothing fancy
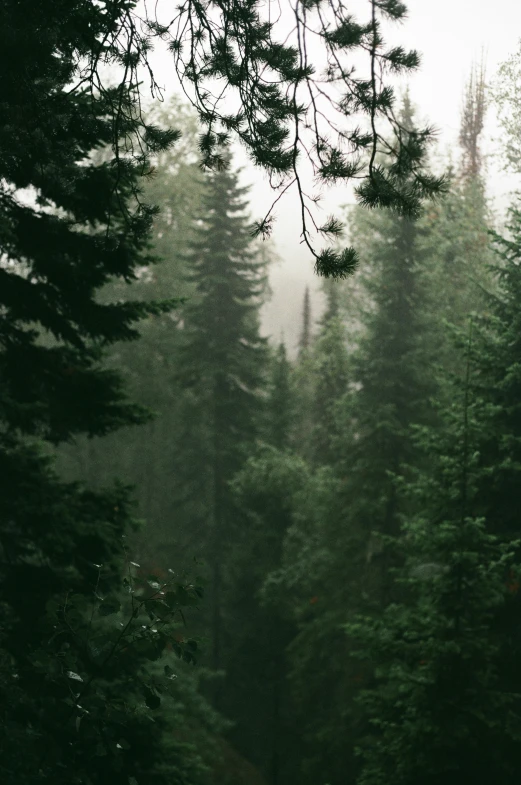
[148,0,521,353]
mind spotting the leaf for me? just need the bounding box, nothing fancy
[99,597,121,616]
[143,687,161,710]
[145,598,172,620]
[133,637,165,661]
[163,591,178,609]
[164,664,177,680]
[66,671,84,682]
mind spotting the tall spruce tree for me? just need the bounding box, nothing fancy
[310,280,350,466]
[298,287,313,357]
[422,64,491,364]
[293,287,316,460]
[229,446,305,785]
[475,204,521,537]
[265,341,293,450]
[172,162,268,679]
[267,98,439,785]
[0,4,217,784]
[348,323,521,785]
[470,201,521,702]
[339,98,434,600]
[57,98,206,567]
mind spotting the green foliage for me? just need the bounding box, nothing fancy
[265,343,293,450]
[473,202,521,539]
[492,41,521,173]
[171,160,268,557]
[2,4,515,784]
[0,6,215,783]
[264,101,456,785]
[1,562,208,783]
[16,0,443,275]
[231,446,310,783]
[347,334,521,785]
[310,281,350,466]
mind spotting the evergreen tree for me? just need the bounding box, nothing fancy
[0,4,216,783]
[470,201,521,702]
[476,203,521,537]
[339,103,434,600]
[298,287,313,357]
[459,60,487,180]
[57,98,206,568]
[310,281,350,466]
[348,328,521,785]
[229,447,306,784]
[266,341,293,450]
[293,287,316,460]
[172,162,268,679]
[268,99,439,785]
[422,64,491,363]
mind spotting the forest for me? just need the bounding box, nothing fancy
[2,1,521,784]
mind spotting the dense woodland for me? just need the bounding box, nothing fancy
[3,2,521,784]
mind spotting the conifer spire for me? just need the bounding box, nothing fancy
[298,286,312,357]
[459,58,487,179]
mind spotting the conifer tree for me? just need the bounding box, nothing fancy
[298,287,313,357]
[422,62,491,356]
[0,5,213,783]
[293,287,316,460]
[338,97,434,599]
[269,99,438,785]
[229,334,306,782]
[172,162,268,678]
[475,204,521,537]
[310,281,350,466]
[459,60,487,180]
[348,328,521,785]
[266,341,293,450]
[470,201,521,700]
[229,446,305,784]
[344,198,521,785]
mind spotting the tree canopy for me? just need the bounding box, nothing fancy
[8,0,445,279]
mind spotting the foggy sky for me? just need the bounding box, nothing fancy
[146,0,521,354]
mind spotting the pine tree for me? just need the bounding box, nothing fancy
[459,60,487,180]
[298,287,312,357]
[293,287,316,460]
[172,162,268,682]
[57,98,206,568]
[0,6,215,782]
[270,99,438,785]
[345,198,521,785]
[310,280,350,466]
[339,99,434,600]
[348,328,521,785]
[229,446,306,785]
[422,62,491,359]
[470,201,521,701]
[475,203,521,537]
[266,341,293,450]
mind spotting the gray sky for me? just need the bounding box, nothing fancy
[147,0,521,352]
[259,0,521,352]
